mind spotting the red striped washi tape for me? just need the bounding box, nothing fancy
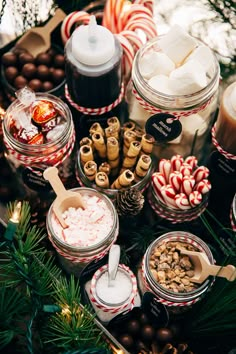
[90,264,137,314]
[211,124,236,160]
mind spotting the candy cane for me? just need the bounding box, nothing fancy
[181,175,195,196]
[175,193,191,210]
[180,163,193,176]
[169,171,183,193]
[170,154,184,172]
[61,11,90,44]
[120,30,144,51]
[194,179,211,194]
[133,0,154,14]
[189,191,202,207]
[115,33,135,80]
[161,185,178,209]
[152,172,166,202]
[193,166,210,183]
[159,159,171,184]
[124,20,157,40]
[185,156,198,169]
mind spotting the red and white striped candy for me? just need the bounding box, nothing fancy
[160,184,178,209]
[185,156,198,169]
[170,154,184,172]
[194,179,211,194]
[180,163,193,176]
[181,175,195,196]
[193,166,210,183]
[189,191,202,207]
[61,11,90,44]
[175,193,191,210]
[169,171,183,193]
[151,172,166,202]
[159,159,171,183]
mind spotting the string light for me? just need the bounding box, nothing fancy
[4,201,22,241]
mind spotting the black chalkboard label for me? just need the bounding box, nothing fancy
[22,167,51,191]
[145,113,182,143]
[141,292,169,327]
[210,151,236,178]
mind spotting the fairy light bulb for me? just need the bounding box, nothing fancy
[4,201,22,241]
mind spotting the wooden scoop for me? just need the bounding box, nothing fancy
[15,8,66,57]
[181,249,236,284]
[43,166,85,229]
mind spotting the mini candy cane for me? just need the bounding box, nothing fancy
[61,11,90,44]
[169,171,183,193]
[115,33,135,80]
[175,193,191,210]
[133,0,154,14]
[185,156,198,169]
[152,172,166,202]
[170,154,184,172]
[118,4,154,33]
[159,159,171,184]
[180,163,193,176]
[161,184,178,209]
[193,166,210,183]
[120,30,144,51]
[194,179,211,194]
[181,175,195,196]
[189,191,202,207]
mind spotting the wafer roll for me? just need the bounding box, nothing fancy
[134,154,152,182]
[122,140,142,171]
[111,169,134,189]
[98,162,111,176]
[134,127,144,141]
[105,125,119,140]
[123,130,137,155]
[123,121,136,131]
[95,172,109,188]
[107,137,120,168]
[83,160,97,181]
[79,137,93,149]
[89,122,104,136]
[107,116,121,133]
[80,145,94,166]
[141,134,155,155]
[92,132,107,159]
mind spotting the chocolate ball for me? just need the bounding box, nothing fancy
[21,63,37,79]
[19,52,34,65]
[141,325,155,342]
[139,312,150,325]
[14,75,28,89]
[42,81,54,92]
[119,334,134,350]
[53,54,65,68]
[5,66,18,82]
[156,328,173,343]
[47,48,57,57]
[28,79,42,91]
[36,52,52,65]
[51,68,65,85]
[37,65,50,81]
[2,52,18,66]
[127,319,140,335]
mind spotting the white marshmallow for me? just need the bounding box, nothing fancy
[139,51,175,79]
[180,113,208,138]
[185,45,215,77]
[148,74,174,95]
[169,59,207,95]
[158,25,197,65]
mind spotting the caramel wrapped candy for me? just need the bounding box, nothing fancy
[80,145,94,166]
[111,169,134,189]
[83,160,97,181]
[95,171,109,188]
[134,154,152,182]
[92,132,107,159]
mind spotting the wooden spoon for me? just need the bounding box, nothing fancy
[15,8,66,57]
[181,249,236,283]
[43,166,85,229]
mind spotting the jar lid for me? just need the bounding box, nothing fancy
[71,15,115,66]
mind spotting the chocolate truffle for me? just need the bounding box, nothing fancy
[127,319,140,335]
[19,52,34,65]
[119,334,134,350]
[2,52,18,66]
[47,48,57,57]
[28,79,42,91]
[5,66,19,82]
[14,75,28,89]
[141,325,155,342]
[37,65,50,81]
[156,328,173,343]
[42,81,54,92]
[51,68,65,84]
[139,312,150,325]
[53,54,65,68]
[36,52,52,65]
[22,63,37,79]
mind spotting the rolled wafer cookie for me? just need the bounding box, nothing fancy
[123,121,136,131]
[83,160,97,181]
[89,122,104,136]
[107,137,120,169]
[140,133,155,155]
[80,145,94,166]
[134,127,144,141]
[79,137,93,149]
[95,172,109,189]
[134,154,152,182]
[98,162,111,176]
[122,141,141,170]
[105,125,119,140]
[123,130,137,155]
[111,169,134,189]
[92,132,107,159]
[107,116,121,133]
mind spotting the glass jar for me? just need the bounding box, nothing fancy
[147,181,208,224]
[2,93,76,205]
[138,231,214,314]
[46,187,119,276]
[230,193,236,233]
[126,35,220,163]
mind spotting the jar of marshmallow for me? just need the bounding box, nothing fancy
[127,25,220,163]
[46,187,119,276]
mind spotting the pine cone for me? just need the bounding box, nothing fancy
[116,188,145,217]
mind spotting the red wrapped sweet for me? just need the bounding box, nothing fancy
[31,100,57,124]
[16,125,43,144]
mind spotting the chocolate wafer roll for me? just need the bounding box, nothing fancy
[134,154,151,182]
[105,125,119,140]
[89,122,104,136]
[95,172,109,188]
[121,140,142,171]
[123,121,135,131]
[111,169,134,189]
[83,160,97,181]
[79,137,93,149]
[107,116,121,133]
[92,132,107,159]
[99,162,111,176]
[123,129,137,155]
[80,145,94,166]
[107,137,120,169]
[141,133,155,155]
[134,127,144,141]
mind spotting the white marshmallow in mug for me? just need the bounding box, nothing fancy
[185,45,215,78]
[169,60,207,95]
[148,74,174,95]
[158,25,197,65]
[139,51,175,79]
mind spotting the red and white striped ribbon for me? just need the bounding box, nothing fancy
[211,124,236,160]
[90,264,137,314]
[65,82,124,116]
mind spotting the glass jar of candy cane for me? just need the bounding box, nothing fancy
[2,91,76,210]
[138,231,215,314]
[126,25,220,163]
[46,187,119,276]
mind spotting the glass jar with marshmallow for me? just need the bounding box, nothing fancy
[126,25,220,164]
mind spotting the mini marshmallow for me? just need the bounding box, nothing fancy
[148,74,174,95]
[139,51,175,80]
[169,59,207,95]
[158,25,197,65]
[185,45,215,78]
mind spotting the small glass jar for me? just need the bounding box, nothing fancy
[230,193,236,232]
[87,263,140,325]
[147,181,208,224]
[126,35,220,162]
[46,187,119,276]
[138,231,214,314]
[2,93,76,203]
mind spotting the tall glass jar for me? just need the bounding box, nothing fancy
[126,35,220,163]
[138,231,214,314]
[46,187,119,276]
